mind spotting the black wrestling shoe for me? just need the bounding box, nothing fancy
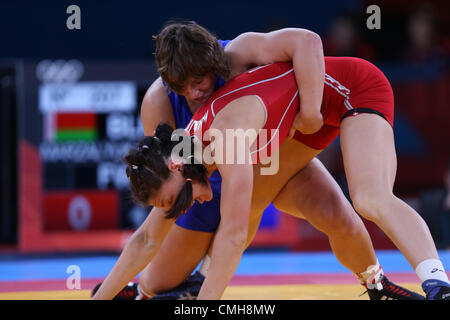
[151,271,205,300]
[364,276,425,300]
[422,279,450,300]
[91,282,139,300]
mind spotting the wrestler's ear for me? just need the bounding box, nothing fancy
[168,160,184,175]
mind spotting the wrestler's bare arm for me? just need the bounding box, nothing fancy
[225,29,324,135]
[92,207,175,299]
[197,96,265,299]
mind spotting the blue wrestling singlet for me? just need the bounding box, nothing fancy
[163,40,230,232]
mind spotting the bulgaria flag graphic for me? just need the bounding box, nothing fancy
[45,113,98,142]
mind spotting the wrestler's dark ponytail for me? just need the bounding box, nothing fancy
[125,123,208,219]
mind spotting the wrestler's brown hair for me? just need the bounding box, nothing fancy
[153,21,230,93]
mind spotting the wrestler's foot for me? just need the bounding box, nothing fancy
[151,271,205,300]
[422,279,450,300]
[364,276,425,300]
[91,282,138,300]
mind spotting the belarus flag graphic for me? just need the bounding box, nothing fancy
[45,113,98,142]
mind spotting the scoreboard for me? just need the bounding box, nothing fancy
[38,81,143,231]
[17,59,158,251]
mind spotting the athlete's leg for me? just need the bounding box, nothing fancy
[273,156,376,274]
[268,140,424,298]
[196,138,321,278]
[247,140,376,279]
[226,138,421,299]
[135,174,222,296]
[340,114,438,267]
[195,139,318,278]
[340,113,449,297]
[246,139,323,245]
[138,225,213,294]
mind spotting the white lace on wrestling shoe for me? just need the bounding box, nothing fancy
[365,275,425,300]
[358,264,425,300]
[91,282,140,300]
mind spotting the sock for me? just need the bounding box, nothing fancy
[136,283,156,300]
[355,260,384,290]
[415,259,450,284]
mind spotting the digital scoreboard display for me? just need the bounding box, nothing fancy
[37,78,149,232]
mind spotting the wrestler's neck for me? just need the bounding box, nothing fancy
[186,99,204,114]
[205,163,217,178]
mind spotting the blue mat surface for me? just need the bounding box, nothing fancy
[0,250,449,282]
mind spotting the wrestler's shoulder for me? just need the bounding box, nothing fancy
[140,77,174,134]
